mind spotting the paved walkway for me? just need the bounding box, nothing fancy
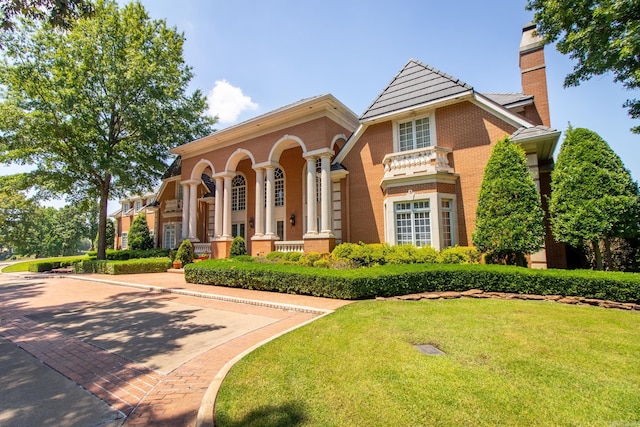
[0,270,351,426]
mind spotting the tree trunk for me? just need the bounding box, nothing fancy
[603,237,613,270]
[97,176,111,260]
[592,240,603,270]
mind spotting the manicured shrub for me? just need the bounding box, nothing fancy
[385,245,420,264]
[128,213,154,250]
[298,252,323,266]
[331,243,360,260]
[184,259,640,303]
[74,258,170,274]
[313,259,331,268]
[230,237,247,257]
[284,252,302,262]
[233,255,254,263]
[266,251,286,261]
[440,246,481,264]
[175,239,195,266]
[416,246,440,263]
[28,262,55,272]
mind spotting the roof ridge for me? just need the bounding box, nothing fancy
[360,58,473,120]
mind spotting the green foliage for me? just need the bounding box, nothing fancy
[298,252,324,267]
[0,0,215,259]
[87,248,170,260]
[94,219,115,251]
[416,245,440,263]
[128,213,154,250]
[472,137,545,265]
[313,259,331,268]
[0,181,95,257]
[230,236,247,257]
[74,257,170,274]
[265,251,285,261]
[550,127,640,269]
[526,1,640,132]
[440,246,481,264]
[185,259,640,303]
[175,239,195,266]
[0,0,92,33]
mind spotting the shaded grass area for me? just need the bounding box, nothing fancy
[215,299,640,426]
[1,256,88,273]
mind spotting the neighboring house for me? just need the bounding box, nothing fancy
[110,192,158,249]
[111,23,566,268]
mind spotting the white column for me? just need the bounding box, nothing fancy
[223,175,232,238]
[188,182,199,241]
[265,166,276,237]
[214,177,223,238]
[305,157,317,234]
[181,183,190,240]
[254,168,265,237]
[320,154,332,234]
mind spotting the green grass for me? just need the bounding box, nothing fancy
[215,299,640,426]
[0,255,88,273]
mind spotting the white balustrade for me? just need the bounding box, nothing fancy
[193,243,211,255]
[382,146,454,178]
[274,241,304,253]
[164,199,183,213]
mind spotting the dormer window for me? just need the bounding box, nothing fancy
[397,115,434,152]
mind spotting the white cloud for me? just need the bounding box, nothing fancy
[207,80,258,124]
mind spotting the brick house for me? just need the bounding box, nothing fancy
[110,192,157,249]
[112,23,566,269]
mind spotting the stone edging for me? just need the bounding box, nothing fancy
[378,289,640,311]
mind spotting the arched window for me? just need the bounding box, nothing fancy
[264,167,285,207]
[275,167,284,207]
[232,174,246,211]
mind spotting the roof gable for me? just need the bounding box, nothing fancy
[360,59,473,120]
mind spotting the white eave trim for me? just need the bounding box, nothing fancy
[472,93,535,129]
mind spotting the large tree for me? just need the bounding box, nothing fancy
[1,0,92,33]
[0,0,215,259]
[526,0,640,133]
[549,127,640,270]
[472,137,546,266]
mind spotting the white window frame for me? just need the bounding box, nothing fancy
[134,200,142,213]
[383,192,456,251]
[232,174,246,212]
[393,113,436,152]
[163,222,182,249]
[121,232,128,250]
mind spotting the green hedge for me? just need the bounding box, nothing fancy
[184,259,640,303]
[74,257,171,275]
[86,248,171,261]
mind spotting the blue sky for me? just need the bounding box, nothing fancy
[2,0,639,210]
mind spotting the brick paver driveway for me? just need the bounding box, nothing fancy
[0,271,347,426]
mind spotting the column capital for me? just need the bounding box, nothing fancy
[180,179,200,185]
[253,161,278,171]
[303,148,334,160]
[213,171,236,180]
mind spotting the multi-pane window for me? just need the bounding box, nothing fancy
[177,184,183,200]
[398,117,431,151]
[395,201,431,247]
[441,199,453,248]
[232,174,246,211]
[163,224,175,249]
[275,167,284,207]
[134,200,142,212]
[264,168,285,207]
[121,232,128,250]
[315,159,322,203]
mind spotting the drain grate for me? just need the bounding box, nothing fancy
[414,344,446,356]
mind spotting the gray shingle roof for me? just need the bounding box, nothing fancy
[360,59,473,120]
[510,125,558,141]
[482,92,533,108]
[161,156,181,180]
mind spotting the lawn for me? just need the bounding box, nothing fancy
[215,298,640,426]
[1,255,88,273]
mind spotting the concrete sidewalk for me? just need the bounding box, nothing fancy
[0,271,352,426]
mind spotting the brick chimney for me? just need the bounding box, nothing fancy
[519,22,550,127]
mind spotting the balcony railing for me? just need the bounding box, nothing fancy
[382,146,454,179]
[193,243,211,255]
[164,199,183,213]
[274,240,304,253]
